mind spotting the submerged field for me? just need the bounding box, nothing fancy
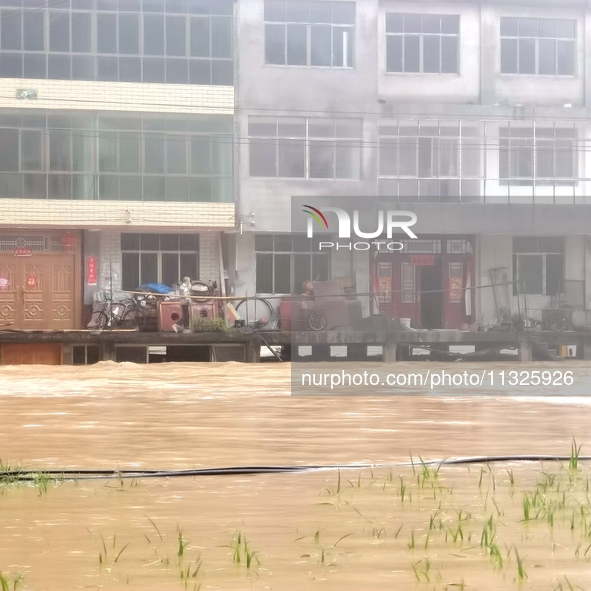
[0,362,590,590]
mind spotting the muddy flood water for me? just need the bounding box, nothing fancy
[0,361,590,591]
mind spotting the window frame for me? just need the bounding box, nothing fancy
[512,236,564,296]
[385,13,460,75]
[499,17,576,77]
[263,0,355,69]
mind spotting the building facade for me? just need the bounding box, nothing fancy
[0,0,235,330]
[234,0,591,330]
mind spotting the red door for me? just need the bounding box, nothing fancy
[373,257,420,324]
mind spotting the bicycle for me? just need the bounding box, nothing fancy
[93,295,148,331]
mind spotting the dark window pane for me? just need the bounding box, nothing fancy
[312,254,329,281]
[160,234,179,250]
[274,235,292,250]
[143,58,165,82]
[140,252,158,284]
[166,15,186,56]
[24,173,46,198]
[190,17,209,57]
[166,58,188,83]
[119,135,140,172]
[422,15,440,34]
[119,57,141,82]
[255,234,273,251]
[119,176,142,200]
[386,35,403,72]
[332,2,355,25]
[556,138,575,178]
[23,11,43,51]
[49,11,69,52]
[0,129,18,171]
[141,234,160,249]
[189,59,210,83]
[122,253,140,291]
[145,137,165,173]
[49,174,72,199]
[189,176,211,201]
[180,253,197,281]
[264,0,285,22]
[1,10,21,49]
[73,132,93,172]
[294,253,311,292]
[0,54,22,77]
[274,253,291,293]
[48,55,71,79]
[518,254,543,294]
[404,14,422,33]
[144,176,165,201]
[144,14,164,55]
[500,17,518,36]
[72,13,92,53]
[538,38,556,75]
[99,134,118,172]
[179,234,199,250]
[211,136,231,174]
[440,15,458,34]
[386,13,403,33]
[119,14,140,54]
[557,40,574,75]
[165,176,188,202]
[335,141,359,178]
[310,25,331,66]
[166,138,186,173]
[97,14,117,53]
[423,35,440,73]
[211,16,232,57]
[97,57,118,80]
[287,24,306,65]
[21,129,43,171]
[265,24,285,64]
[501,38,517,73]
[161,252,180,285]
[518,38,535,74]
[50,130,71,171]
[191,137,210,174]
[556,20,575,39]
[404,35,420,72]
[211,60,232,84]
[250,138,276,176]
[441,36,457,73]
[309,141,334,178]
[278,139,305,177]
[24,54,46,78]
[0,173,22,198]
[256,253,273,293]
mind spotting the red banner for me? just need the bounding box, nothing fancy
[13,248,33,257]
[410,255,435,266]
[87,256,98,286]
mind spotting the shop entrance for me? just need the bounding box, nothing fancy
[420,260,443,329]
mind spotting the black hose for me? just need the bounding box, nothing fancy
[1,455,589,481]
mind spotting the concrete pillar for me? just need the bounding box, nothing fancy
[244,339,261,363]
[383,342,397,363]
[99,340,117,362]
[582,337,591,360]
[518,336,533,362]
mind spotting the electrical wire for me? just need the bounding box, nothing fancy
[1,455,590,481]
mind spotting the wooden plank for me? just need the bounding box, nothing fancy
[1,343,62,365]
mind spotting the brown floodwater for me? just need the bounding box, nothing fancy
[0,361,590,590]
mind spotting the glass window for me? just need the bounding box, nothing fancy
[24,54,46,78]
[49,11,70,52]
[145,137,165,173]
[0,129,18,172]
[49,131,72,171]
[23,11,44,51]
[97,13,117,53]
[166,16,186,56]
[144,14,165,55]
[72,12,92,53]
[211,17,232,58]
[21,130,43,171]
[1,10,21,50]
[119,14,140,54]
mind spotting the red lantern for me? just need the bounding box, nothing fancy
[61,232,77,251]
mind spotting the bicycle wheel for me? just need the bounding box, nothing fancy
[235,298,275,326]
[549,313,568,332]
[121,308,145,331]
[306,311,327,331]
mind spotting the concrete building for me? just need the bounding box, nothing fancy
[0,0,235,331]
[234,0,591,330]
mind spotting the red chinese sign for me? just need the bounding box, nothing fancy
[13,248,33,257]
[26,274,37,289]
[87,256,98,286]
[410,255,435,266]
[61,232,77,250]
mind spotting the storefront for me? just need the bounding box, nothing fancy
[372,236,475,330]
[0,231,81,330]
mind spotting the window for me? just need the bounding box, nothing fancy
[264,0,355,68]
[249,116,361,179]
[499,126,577,186]
[0,109,233,202]
[386,13,459,73]
[255,234,330,294]
[0,1,233,85]
[121,233,199,290]
[378,121,481,202]
[500,18,575,76]
[512,237,564,296]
